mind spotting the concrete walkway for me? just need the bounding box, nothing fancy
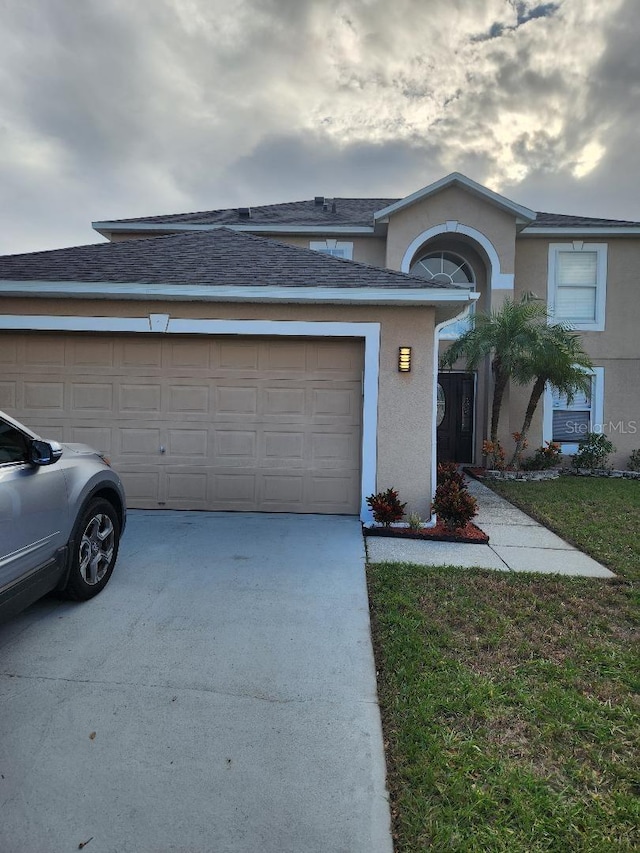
[366,476,615,578]
[0,512,393,853]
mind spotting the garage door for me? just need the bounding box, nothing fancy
[0,333,363,514]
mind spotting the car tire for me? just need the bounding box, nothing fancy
[62,498,121,601]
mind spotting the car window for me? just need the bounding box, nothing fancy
[0,420,30,464]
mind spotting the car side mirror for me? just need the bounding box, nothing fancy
[30,439,63,466]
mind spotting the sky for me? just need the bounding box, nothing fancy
[1,0,639,255]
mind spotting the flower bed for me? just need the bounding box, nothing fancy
[364,519,488,544]
[566,468,640,479]
[479,468,559,481]
[466,466,640,481]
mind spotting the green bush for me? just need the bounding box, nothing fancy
[521,441,562,470]
[571,432,615,471]
[628,449,640,472]
[366,487,406,526]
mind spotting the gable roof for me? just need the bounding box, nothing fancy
[93,178,640,238]
[373,172,537,224]
[0,226,464,291]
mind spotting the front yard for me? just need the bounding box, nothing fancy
[367,478,639,852]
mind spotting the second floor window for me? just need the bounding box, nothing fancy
[548,243,607,331]
[410,251,475,338]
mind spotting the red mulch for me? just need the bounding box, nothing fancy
[464,466,489,479]
[364,519,488,544]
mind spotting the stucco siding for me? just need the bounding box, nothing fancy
[385,185,518,274]
[0,297,436,516]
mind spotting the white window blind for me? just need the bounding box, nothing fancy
[552,383,592,443]
[555,251,597,322]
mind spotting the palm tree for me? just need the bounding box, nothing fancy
[509,324,593,467]
[440,293,548,444]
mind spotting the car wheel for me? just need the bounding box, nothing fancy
[63,498,120,601]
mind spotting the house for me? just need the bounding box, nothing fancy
[0,173,637,521]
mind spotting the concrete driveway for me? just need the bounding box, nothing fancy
[0,511,392,853]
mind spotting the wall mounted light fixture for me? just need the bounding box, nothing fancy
[398,346,412,372]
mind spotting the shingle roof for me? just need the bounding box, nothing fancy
[97,200,640,230]
[528,212,640,228]
[0,227,463,290]
[102,198,398,228]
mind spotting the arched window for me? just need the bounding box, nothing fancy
[409,251,475,286]
[410,251,475,337]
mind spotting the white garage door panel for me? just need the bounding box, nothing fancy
[0,334,363,514]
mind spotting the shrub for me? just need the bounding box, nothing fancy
[511,432,529,470]
[432,480,477,532]
[407,512,423,531]
[482,439,506,470]
[437,462,465,488]
[571,432,616,471]
[522,441,562,471]
[366,487,406,526]
[628,449,640,472]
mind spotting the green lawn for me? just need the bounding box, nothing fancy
[488,476,640,582]
[367,478,639,851]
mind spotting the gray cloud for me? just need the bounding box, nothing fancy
[0,0,637,254]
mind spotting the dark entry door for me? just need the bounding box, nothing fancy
[436,373,475,463]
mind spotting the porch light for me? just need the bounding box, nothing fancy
[398,346,412,372]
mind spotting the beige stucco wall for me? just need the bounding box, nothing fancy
[0,297,436,516]
[512,235,640,467]
[107,231,168,242]
[384,185,518,275]
[272,235,387,267]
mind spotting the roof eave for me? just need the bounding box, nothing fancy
[520,226,640,237]
[0,280,476,307]
[91,222,376,238]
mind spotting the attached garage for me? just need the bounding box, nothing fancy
[0,227,474,520]
[0,332,363,514]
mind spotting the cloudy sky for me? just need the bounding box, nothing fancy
[1,0,638,254]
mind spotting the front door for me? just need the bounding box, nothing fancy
[436,373,475,463]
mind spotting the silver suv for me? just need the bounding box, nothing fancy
[0,411,126,623]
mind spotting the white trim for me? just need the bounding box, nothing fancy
[0,280,474,307]
[374,172,536,223]
[543,366,605,455]
[547,242,607,331]
[309,239,354,260]
[521,227,640,236]
[0,314,152,333]
[92,222,375,237]
[400,223,514,291]
[0,313,380,522]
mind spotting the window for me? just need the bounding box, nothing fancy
[552,386,592,443]
[0,420,30,464]
[544,367,604,453]
[548,243,607,331]
[410,250,475,338]
[309,240,353,260]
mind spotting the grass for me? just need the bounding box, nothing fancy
[367,478,639,851]
[487,477,640,582]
